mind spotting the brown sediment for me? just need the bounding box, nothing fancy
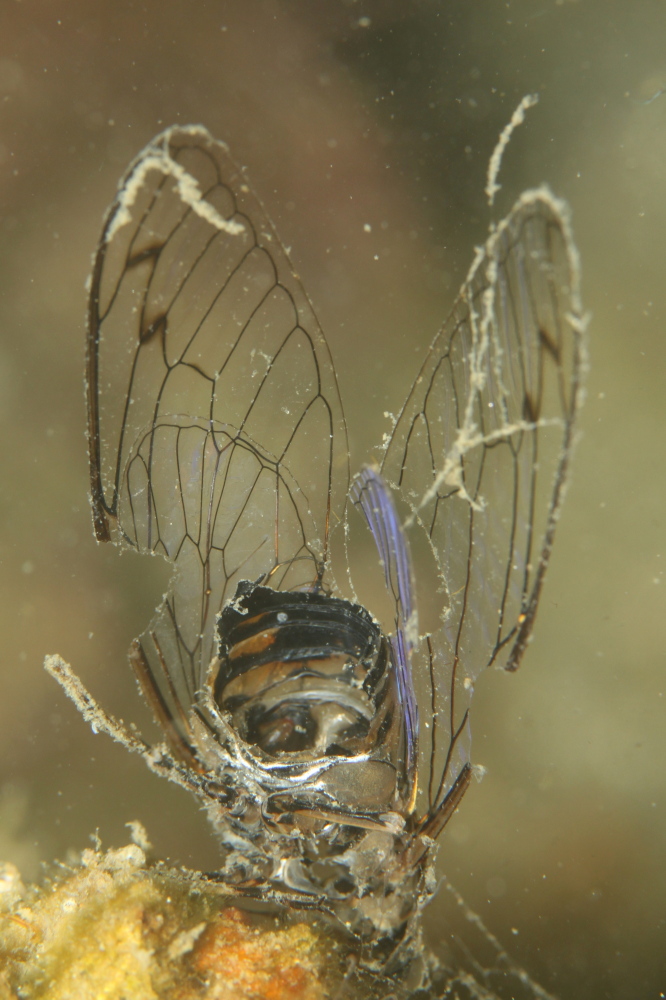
[0,839,335,1000]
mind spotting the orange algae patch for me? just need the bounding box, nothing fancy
[189,907,323,1000]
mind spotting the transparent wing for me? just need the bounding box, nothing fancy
[381,189,586,813]
[87,125,348,749]
[351,465,419,799]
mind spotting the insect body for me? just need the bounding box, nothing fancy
[48,125,585,980]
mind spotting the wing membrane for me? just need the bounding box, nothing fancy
[351,465,419,798]
[381,189,586,810]
[87,125,348,746]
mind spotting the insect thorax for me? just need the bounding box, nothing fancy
[186,581,428,963]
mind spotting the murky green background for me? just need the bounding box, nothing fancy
[0,2,664,997]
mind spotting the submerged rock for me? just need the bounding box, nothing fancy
[0,836,338,1000]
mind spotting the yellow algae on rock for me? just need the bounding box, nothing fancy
[0,844,160,1000]
[0,840,333,1000]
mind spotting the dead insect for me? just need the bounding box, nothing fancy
[47,125,585,982]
